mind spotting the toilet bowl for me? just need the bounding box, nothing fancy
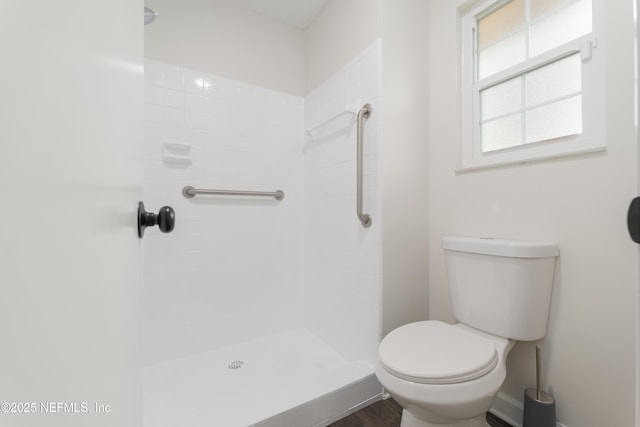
[376,237,558,427]
[376,322,515,427]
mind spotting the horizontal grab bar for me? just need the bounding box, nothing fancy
[182,186,284,200]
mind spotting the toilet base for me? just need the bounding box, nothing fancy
[400,409,490,427]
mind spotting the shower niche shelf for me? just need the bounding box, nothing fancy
[162,142,192,166]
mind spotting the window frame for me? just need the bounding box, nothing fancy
[460,0,604,171]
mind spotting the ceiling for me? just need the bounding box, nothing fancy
[231,0,330,29]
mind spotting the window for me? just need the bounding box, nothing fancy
[460,0,603,170]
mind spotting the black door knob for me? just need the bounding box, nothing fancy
[628,197,640,243]
[138,202,175,238]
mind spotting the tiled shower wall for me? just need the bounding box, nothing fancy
[143,40,383,367]
[303,41,383,363]
[143,60,305,365]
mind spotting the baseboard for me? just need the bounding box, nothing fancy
[490,391,568,427]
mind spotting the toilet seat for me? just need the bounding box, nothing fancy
[379,321,498,385]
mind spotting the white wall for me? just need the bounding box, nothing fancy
[380,0,431,335]
[429,1,637,426]
[144,0,306,96]
[303,41,383,362]
[143,60,305,365]
[305,0,383,93]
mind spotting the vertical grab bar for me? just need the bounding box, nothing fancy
[357,104,372,228]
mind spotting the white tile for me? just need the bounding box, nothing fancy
[144,104,164,124]
[203,114,222,132]
[218,78,237,99]
[164,89,185,109]
[204,97,230,117]
[181,128,207,147]
[162,123,188,144]
[163,66,184,90]
[164,107,185,126]
[145,84,164,105]
[203,76,224,98]
[185,93,205,112]
[183,69,204,95]
[185,111,204,129]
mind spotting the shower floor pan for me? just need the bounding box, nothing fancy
[143,328,382,427]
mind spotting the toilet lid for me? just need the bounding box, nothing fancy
[379,321,498,385]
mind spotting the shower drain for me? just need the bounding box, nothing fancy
[228,360,244,370]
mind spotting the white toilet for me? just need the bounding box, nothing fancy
[375,237,559,427]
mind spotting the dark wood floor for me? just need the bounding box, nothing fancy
[328,398,402,427]
[328,398,513,427]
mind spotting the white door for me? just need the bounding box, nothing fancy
[0,2,143,426]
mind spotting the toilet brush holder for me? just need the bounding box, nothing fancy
[523,346,556,427]
[523,388,556,427]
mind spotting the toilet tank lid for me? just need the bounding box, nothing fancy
[443,237,559,258]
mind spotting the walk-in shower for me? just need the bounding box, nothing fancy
[142,7,383,426]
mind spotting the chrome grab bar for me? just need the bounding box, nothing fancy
[356,104,372,228]
[304,104,359,136]
[182,186,284,200]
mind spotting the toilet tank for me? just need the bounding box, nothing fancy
[443,237,559,341]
